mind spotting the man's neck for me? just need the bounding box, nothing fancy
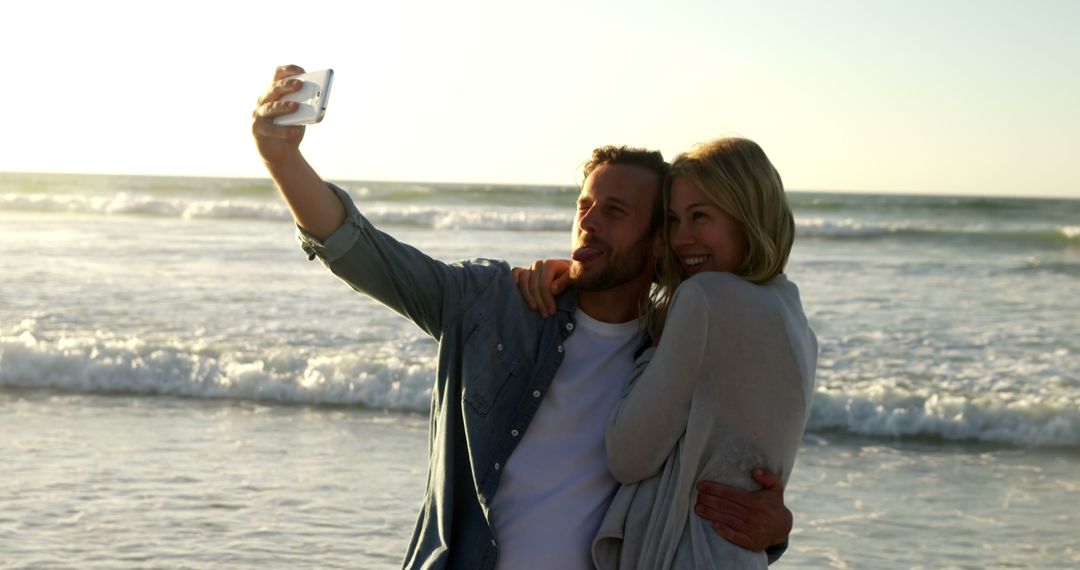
[576,277,652,324]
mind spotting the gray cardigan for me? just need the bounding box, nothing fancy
[592,272,818,569]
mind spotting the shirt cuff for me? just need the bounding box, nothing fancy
[295,182,367,263]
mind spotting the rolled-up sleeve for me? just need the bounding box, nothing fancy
[296,183,499,339]
[296,182,369,263]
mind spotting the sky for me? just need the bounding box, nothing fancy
[3,0,1078,198]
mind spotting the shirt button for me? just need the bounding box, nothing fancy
[532,390,541,398]
[565,323,574,331]
[511,429,519,437]
[494,462,501,471]
[557,345,564,353]
[479,495,487,505]
[491,539,497,547]
[496,343,503,352]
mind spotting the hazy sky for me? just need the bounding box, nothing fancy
[4,0,1078,197]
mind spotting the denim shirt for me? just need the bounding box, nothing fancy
[298,183,588,569]
[297,183,786,569]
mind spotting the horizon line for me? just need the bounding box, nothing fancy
[2,169,1077,202]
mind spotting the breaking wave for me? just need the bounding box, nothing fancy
[3,332,1077,448]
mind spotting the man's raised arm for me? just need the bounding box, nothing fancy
[250,64,506,339]
[252,64,345,240]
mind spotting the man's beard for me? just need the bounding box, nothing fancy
[569,233,653,292]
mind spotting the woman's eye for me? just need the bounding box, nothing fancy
[692,211,709,221]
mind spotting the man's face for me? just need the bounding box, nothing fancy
[569,164,659,291]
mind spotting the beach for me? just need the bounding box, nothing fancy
[4,393,1077,568]
[2,172,1078,568]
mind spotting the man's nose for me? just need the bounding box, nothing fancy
[578,205,599,234]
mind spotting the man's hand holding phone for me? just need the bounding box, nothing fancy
[253,65,333,166]
[252,65,309,166]
[274,69,333,126]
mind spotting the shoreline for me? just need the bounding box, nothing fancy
[3,391,1077,568]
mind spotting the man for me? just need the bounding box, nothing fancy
[253,65,792,569]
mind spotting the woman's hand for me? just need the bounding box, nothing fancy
[511,259,572,318]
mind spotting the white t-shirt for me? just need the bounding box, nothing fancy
[491,309,641,570]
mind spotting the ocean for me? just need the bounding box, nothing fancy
[1,171,1078,569]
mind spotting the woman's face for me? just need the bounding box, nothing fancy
[667,176,748,278]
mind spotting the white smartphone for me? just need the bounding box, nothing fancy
[274,69,334,126]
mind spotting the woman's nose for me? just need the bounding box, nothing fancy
[670,221,693,246]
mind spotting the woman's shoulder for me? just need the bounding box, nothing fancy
[676,271,785,305]
[681,271,751,294]
[674,272,807,327]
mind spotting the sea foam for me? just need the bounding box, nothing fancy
[1,193,573,231]
[0,331,434,413]
[7,192,1075,243]
[807,388,1080,447]
[795,217,1077,246]
[3,330,1077,448]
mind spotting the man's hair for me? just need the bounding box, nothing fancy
[582,145,669,232]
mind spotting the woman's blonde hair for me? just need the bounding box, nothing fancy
[647,137,795,338]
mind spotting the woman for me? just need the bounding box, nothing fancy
[516,137,817,569]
